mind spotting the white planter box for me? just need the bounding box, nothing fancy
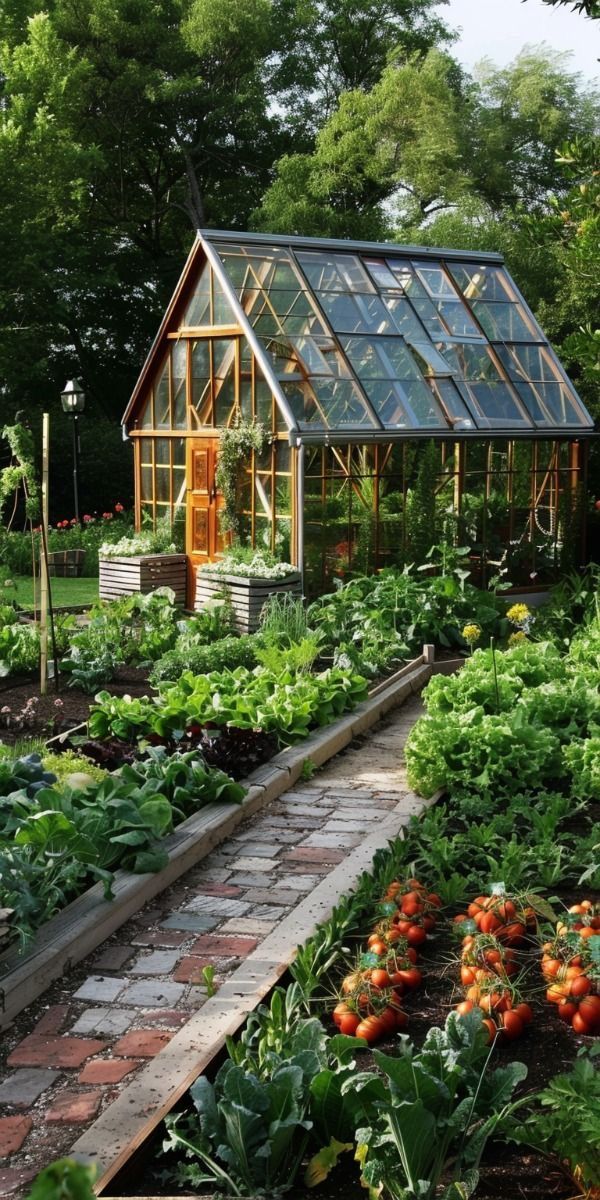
[196,570,302,633]
[99,554,187,605]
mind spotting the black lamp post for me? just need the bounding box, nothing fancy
[60,379,86,527]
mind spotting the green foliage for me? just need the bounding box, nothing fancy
[1,422,40,523]
[89,665,368,746]
[510,1050,600,1191]
[349,1011,526,1200]
[563,737,600,800]
[0,513,134,579]
[0,747,244,945]
[61,588,180,691]
[42,751,108,787]
[406,622,600,801]
[163,1049,316,1195]
[150,632,262,685]
[0,606,40,676]
[308,560,505,678]
[215,421,266,539]
[25,1158,97,1200]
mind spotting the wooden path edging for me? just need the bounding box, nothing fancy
[0,655,432,1031]
[75,784,443,1191]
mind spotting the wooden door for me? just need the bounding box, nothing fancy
[186,438,225,605]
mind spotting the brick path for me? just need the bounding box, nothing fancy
[0,695,423,1195]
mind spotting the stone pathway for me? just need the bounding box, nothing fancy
[0,695,423,1195]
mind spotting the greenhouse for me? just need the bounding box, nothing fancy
[123,230,595,600]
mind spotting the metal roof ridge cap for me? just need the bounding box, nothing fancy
[197,227,505,265]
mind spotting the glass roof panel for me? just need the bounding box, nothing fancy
[280,377,377,430]
[296,251,375,293]
[471,301,538,342]
[384,260,428,296]
[341,336,421,381]
[448,262,516,302]
[316,292,395,334]
[207,235,594,436]
[380,295,427,339]
[456,381,530,428]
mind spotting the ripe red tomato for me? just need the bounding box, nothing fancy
[339,1012,360,1035]
[456,1000,474,1016]
[557,1000,577,1024]
[569,975,592,999]
[406,925,426,947]
[513,1003,533,1026]
[396,967,422,990]
[333,1002,351,1026]
[501,1010,524,1040]
[578,995,600,1031]
[370,969,391,989]
[355,1015,384,1044]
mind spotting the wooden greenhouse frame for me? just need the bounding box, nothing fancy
[123,231,595,605]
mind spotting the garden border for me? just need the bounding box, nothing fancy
[0,653,433,1031]
[74,783,443,1193]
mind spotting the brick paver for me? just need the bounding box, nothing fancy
[0,694,424,1195]
[78,1059,141,1084]
[45,1091,102,1124]
[112,1031,173,1058]
[7,1037,107,1070]
[0,1071,61,1108]
[0,1119,32,1158]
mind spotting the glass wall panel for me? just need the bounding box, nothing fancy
[154,359,170,428]
[471,301,537,342]
[172,341,187,429]
[181,262,211,327]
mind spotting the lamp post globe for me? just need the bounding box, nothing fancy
[60,379,86,415]
[61,379,86,525]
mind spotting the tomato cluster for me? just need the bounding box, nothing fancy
[454,892,537,946]
[542,902,600,1036]
[331,878,437,1044]
[452,891,536,1042]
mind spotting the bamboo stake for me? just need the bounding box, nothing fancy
[40,414,49,694]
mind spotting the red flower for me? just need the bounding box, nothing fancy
[83,514,93,523]
[70,518,77,525]
[114,502,124,513]
[102,512,113,519]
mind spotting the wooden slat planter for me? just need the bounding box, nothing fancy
[47,549,85,577]
[195,570,302,633]
[99,555,187,605]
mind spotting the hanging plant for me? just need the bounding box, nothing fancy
[1,423,40,527]
[216,419,267,541]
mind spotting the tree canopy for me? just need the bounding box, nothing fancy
[0,0,598,513]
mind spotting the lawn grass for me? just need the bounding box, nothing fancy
[6,575,99,611]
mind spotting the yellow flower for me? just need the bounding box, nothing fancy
[462,623,481,645]
[508,631,527,646]
[506,603,531,626]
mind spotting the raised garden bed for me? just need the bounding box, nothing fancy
[99,555,187,605]
[0,654,432,1030]
[195,570,302,633]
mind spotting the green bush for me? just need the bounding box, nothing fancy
[150,633,262,684]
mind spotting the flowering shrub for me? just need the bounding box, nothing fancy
[0,508,134,576]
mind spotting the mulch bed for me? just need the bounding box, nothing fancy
[0,667,153,746]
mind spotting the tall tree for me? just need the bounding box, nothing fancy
[254,46,600,236]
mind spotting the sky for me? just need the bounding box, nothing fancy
[436,0,600,81]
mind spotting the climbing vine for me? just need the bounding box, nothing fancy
[1,423,40,527]
[216,419,267,541]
